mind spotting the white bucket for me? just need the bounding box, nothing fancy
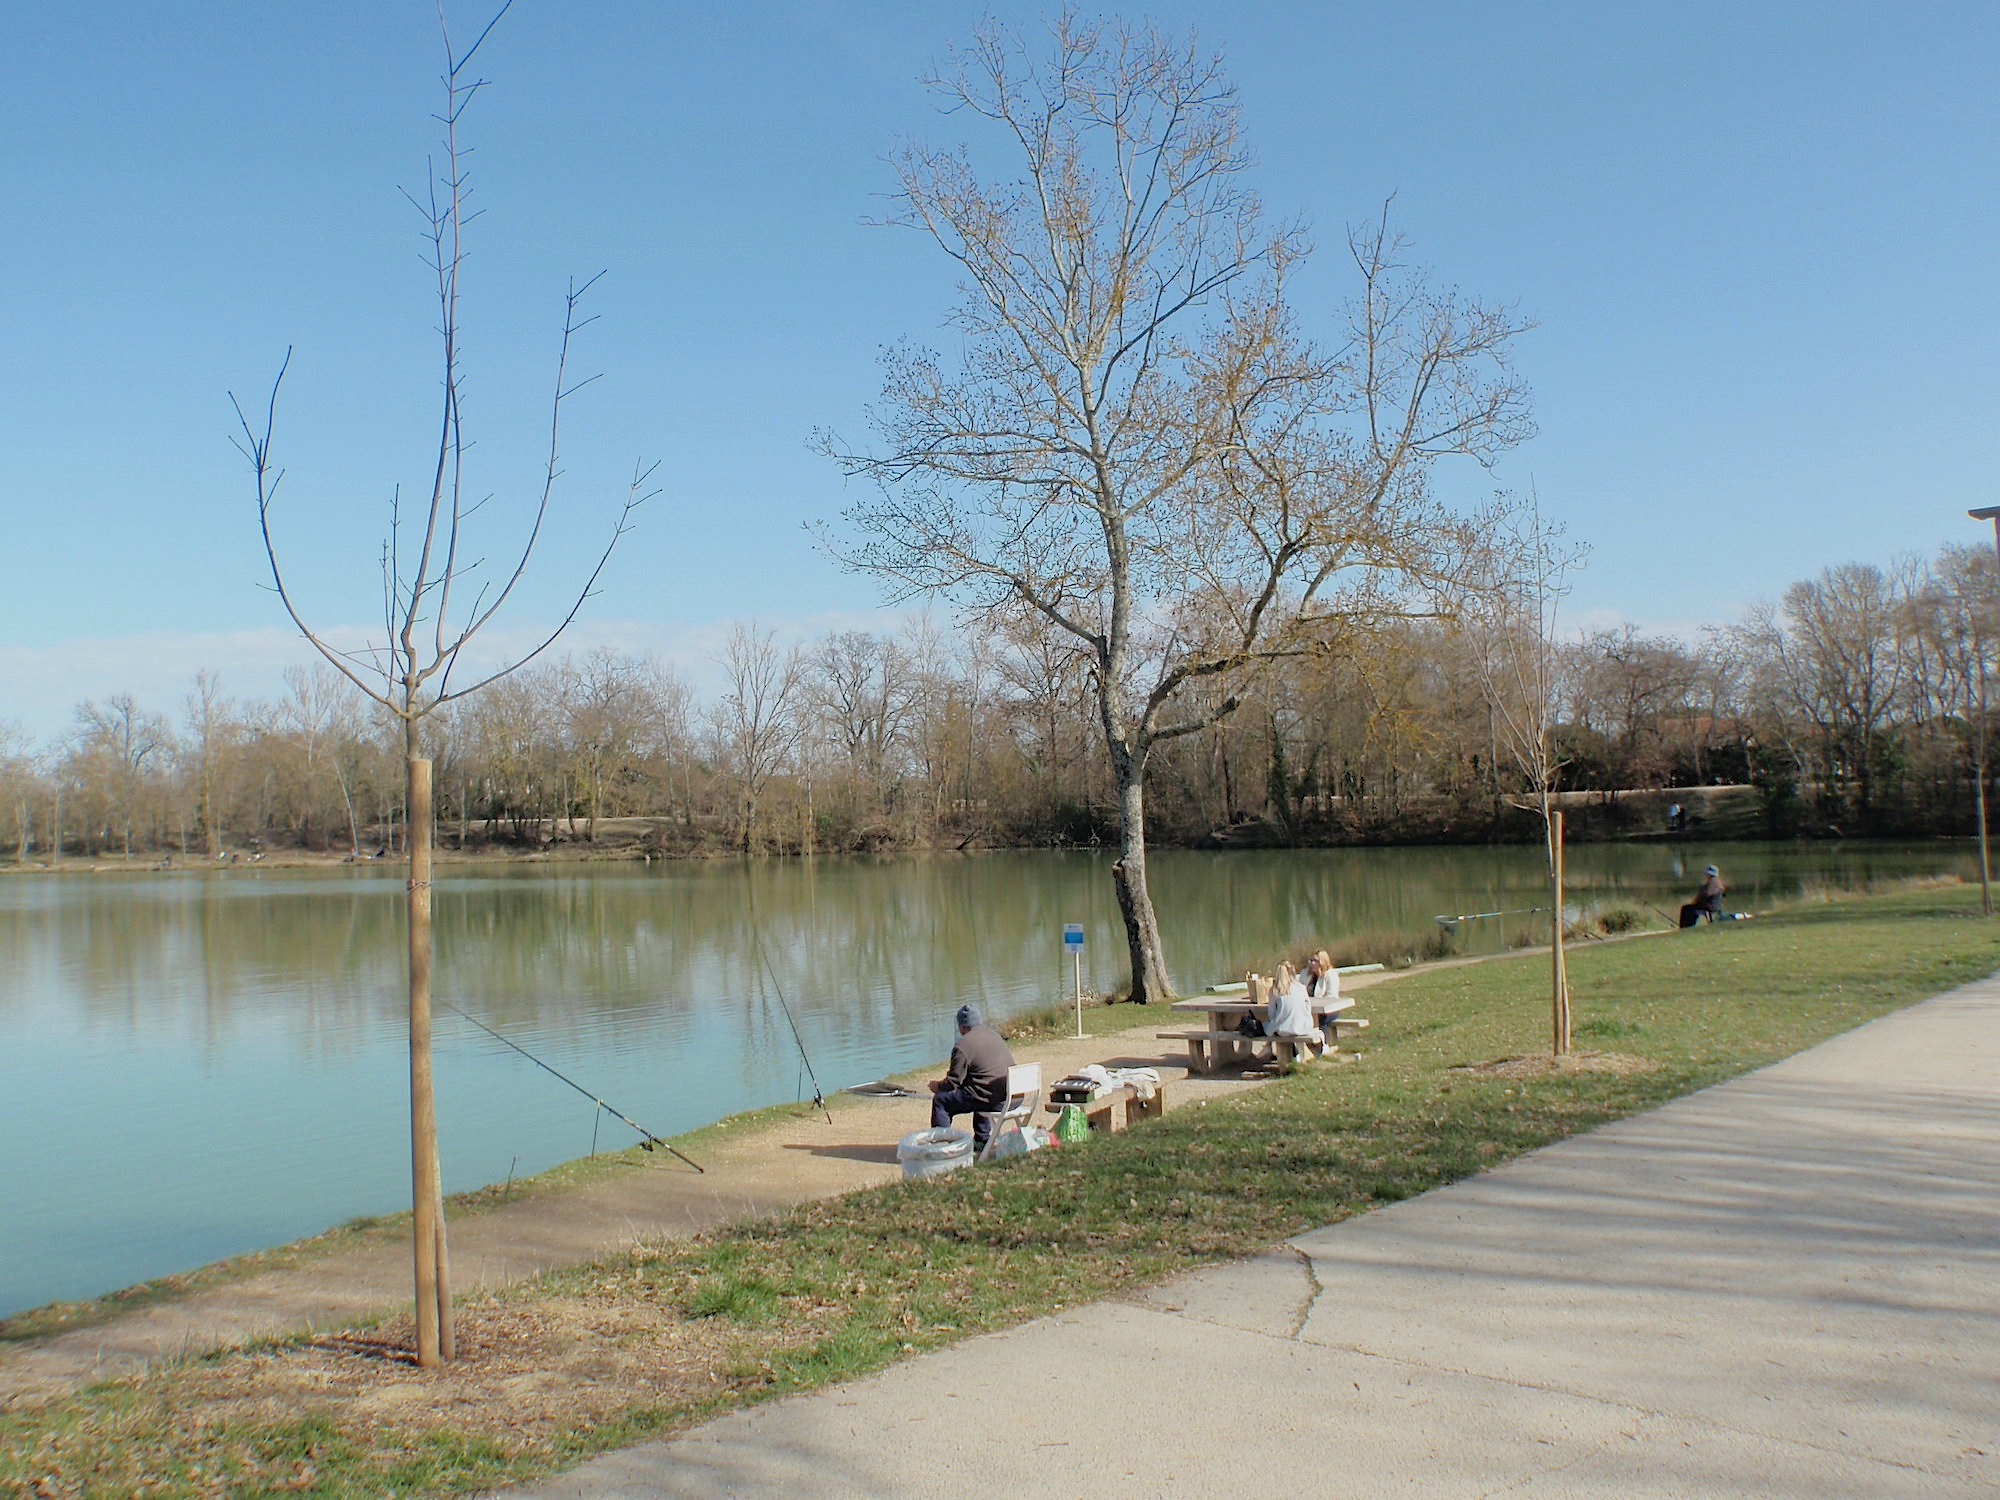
[897,1127,974,1180]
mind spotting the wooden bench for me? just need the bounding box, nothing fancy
[1045,1080,1170,1134]
[1158,1017,1368,1073]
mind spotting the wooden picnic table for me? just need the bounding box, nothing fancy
[1160,990,1367,1073]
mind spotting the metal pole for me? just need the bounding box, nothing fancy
[1967,509,2000,916]
[1987,515,1999,916]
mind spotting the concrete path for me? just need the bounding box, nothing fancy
[504,977,2000,1498]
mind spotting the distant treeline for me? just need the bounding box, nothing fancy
[1,541,1991,861]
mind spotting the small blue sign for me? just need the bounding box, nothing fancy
[1063,923,1085,951]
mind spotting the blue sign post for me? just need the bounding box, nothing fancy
[1063,924,1086,1038]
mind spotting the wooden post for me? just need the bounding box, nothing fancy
[1978,762,1993,919]
[407,754,447,1365]
[1073,949,1084,1039]
[1551,809,1570,1056]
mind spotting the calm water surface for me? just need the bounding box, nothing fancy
[0,841,1968,1316]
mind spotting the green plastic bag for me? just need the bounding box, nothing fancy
[1055,1103,1090,1144]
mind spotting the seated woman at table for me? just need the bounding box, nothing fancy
[1302,949,1340,1044]
[1302,949,1339,1003]
[1263,961,1319,1040]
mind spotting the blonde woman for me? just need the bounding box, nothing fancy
[1303,949,1339,1003]
[1263,960,1318,1039]
[1303,949,1340,1044]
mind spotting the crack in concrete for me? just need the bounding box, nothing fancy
[1124,1293,1947,1482]
[1285,1244,1323,1341]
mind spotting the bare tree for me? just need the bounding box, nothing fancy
[0,723,39,863]
[711,623,802,852]
[72,694,172,858]
[823,14,1531,999]
[279,664,369,852]
[1737,563,1911,831]
[230,6,649,1366]
[1464,497,1585,1056]
[184,670,237,857]
[1916,544,2000,912]
[807,631,918,795]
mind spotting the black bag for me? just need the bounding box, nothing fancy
[1236,1015,1266,1037]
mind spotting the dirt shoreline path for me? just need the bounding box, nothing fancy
[1,1006,1343,1411]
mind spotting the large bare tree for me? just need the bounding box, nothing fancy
[711,623,803,852]
[1916,544,2000,913]
[232,5,649,1366]
[822,13,1532,1000]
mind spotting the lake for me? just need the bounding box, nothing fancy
[0,839,1969,1317]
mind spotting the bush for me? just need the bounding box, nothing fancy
[1597,906,1643,935]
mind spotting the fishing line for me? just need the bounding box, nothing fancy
[441,1000,703,1173]
[745,872,833,1124]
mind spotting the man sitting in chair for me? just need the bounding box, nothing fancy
[928,1003,1014,1153]
[1679,865,1727,928]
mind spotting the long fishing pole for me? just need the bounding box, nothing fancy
[745,873,833,1124]
[441,1000,703,1173]
[751,942,833,1124]
[1435,905,1548,927]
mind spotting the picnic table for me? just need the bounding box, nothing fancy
[1159,983,1368,1073]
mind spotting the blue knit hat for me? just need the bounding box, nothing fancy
[956,1003,982,1029]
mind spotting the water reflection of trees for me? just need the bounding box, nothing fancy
[6,846,1969,1063]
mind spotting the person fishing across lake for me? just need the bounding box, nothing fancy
[1680,865,1727,928]
[927,1003,1014,1153]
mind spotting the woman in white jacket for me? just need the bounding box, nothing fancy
[1263,961,1318,1039]
[1303,949,1339,1044]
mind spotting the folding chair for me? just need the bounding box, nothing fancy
[976,1062,1043,1162]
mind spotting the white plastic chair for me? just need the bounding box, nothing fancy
[976,1062,1043,1162]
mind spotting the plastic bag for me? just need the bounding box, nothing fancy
[1055,1103,1090,1144]
[985,1122,1030,1160]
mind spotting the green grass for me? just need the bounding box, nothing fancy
[6,882,1995,1497]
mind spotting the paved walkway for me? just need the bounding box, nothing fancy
[504,977,2000,1498]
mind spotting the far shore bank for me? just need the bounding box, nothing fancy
[0,782,1974,877]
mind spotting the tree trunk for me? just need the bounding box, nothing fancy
[1111,764,1172,1003]
[1550,808,1571,1056]
[405,750,452,1364]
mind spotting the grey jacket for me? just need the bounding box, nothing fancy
[944,1023,1014,1109]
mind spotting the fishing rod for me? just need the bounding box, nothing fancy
[743,871,833,1124]
[751,942,833,1124]
[1434,905,1548,928]
[441,1000,703,1173]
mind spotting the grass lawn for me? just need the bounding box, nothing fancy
[6,881,1994,1498]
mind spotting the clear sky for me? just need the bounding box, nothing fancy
[2,2,1993,736]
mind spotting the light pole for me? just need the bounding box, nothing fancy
[1964,507,2000,916]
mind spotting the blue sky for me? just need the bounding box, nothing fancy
[1,2,1993,736]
